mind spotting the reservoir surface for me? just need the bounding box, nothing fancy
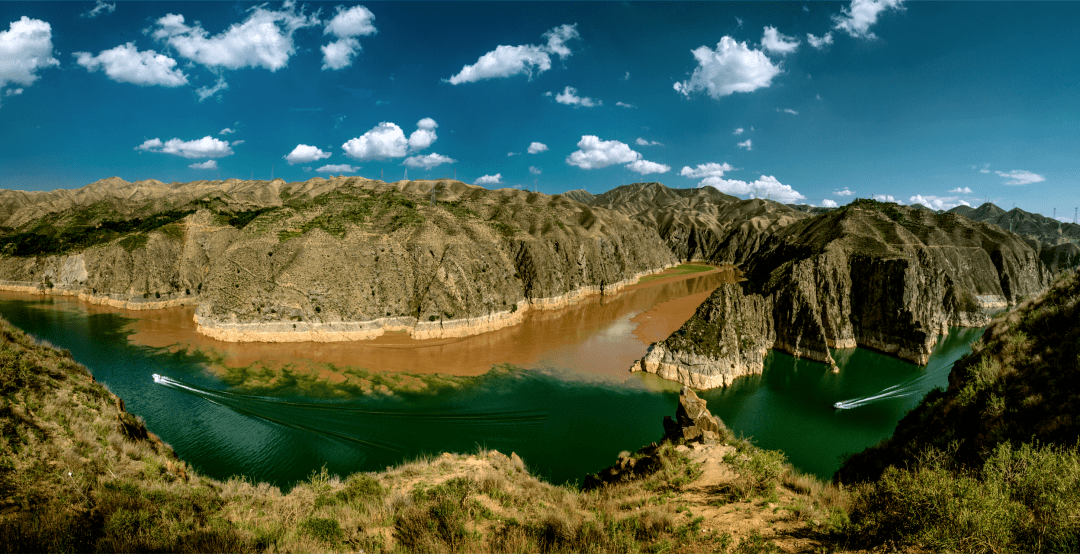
[0,269,980,487]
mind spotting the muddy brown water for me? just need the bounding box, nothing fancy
[122,266,741,381]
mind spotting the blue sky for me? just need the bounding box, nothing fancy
[1,1,1078,219]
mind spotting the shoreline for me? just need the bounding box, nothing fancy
[193,264,680,343]
[1,263,726,344]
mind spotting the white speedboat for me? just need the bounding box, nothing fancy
[152,373,165,384]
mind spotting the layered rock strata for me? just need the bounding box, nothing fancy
[0,177,677,341]
[633,200,1052,389]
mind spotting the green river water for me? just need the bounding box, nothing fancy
[0,293,981,488]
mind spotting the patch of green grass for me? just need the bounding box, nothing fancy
[637,263,714,284]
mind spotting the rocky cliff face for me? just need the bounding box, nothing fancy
[837,267,1080,484]
[632,284,775,389]
[0,176,676,341]
[632,199,1052,388]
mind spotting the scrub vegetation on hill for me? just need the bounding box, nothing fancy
[836,268,1080,553]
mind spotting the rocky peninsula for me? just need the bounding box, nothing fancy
[627,197,1051,388]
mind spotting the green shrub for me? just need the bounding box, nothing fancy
[722,445,786,501]
[300,516,343,544]
[847,442,1080,553]
[338,474,386,505]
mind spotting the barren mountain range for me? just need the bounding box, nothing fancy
[0,178,1059,389]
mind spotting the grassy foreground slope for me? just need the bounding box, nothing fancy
[0,314,851,553]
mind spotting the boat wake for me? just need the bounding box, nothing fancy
[832,371,939,410]
[150,374,547,451]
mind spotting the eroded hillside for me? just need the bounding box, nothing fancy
[590,182,810,264]
[0,177,676,342]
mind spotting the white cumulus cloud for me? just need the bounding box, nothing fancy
[194,75,228,102]
[543,23,578,58]
[189,160,218,170]
[74,43,188,87]
[996,170,1045,185]
[615,101,635,108]
[446,23,578,84]
[635,138,662,146]
[344,119,440,160]
[321,5,376,70]
[342,122,408,160]
[527,142,548,154]
[832,0,904,40]
[150,5,317,71]
[821,199,838,208]
[780,108,799,115]
[83,1,116,19]
[0,17,59,99]
[566,136,641,170]
[137,136,234,158]
[949,186,973,194]
[807,32,834,49]
[733,127,745,135]
[761,26,800,55]
[909,195,970,210]
[402,153,455,169]
[219,128,235,135]
[149,4,316,98]
[680,163,735,179]
[872,194,900,203]
[698,175,805,203]
[284,144,331,165]
[474,173,502,185]
[627,159,671,175]
[834,187,855,196]
[408,117,438,151]
[674,36,781,99]
[737,139,752,150]
[529,166,542,175]
[316,164,358,173]
[555,86,600,107]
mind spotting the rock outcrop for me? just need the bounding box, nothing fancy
[0,177,677,341]
[583,387,726,490]
[632,284,775,389]
[632,199,1052,388]
[662,387,727,444]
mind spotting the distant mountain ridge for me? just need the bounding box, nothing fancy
[589,182,810,264]
[948,202,1080,273]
